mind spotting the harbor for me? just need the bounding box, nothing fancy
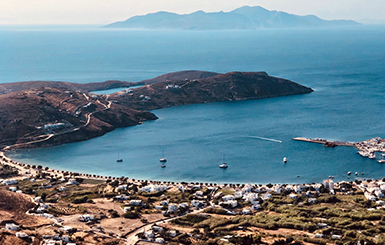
[293,137,385,163]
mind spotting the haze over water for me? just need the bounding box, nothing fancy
[3,25,385,184]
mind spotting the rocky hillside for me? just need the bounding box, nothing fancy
[0,80,136,95]
[0,71,312,149]
[0,88,157,148]
[111,71,313,110]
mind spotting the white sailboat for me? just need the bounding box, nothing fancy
[219,154,228,169]
[160,150,167,162]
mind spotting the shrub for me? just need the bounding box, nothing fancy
[123,211,140,219]
[73,196,88,204]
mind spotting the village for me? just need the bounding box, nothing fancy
[2,152,385,245]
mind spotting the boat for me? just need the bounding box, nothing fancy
[161,164,166,168]
[283,157,287,163]
[378,154,385,163]
[355,172,358,176]
[116,153,123,162]
[159,150,167,163]
[347,171,351,175]
[369,153,376,159]
[219,154,228,168]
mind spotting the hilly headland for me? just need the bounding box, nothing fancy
[0,71,313,149]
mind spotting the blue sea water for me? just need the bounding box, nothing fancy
[2,25,385,184]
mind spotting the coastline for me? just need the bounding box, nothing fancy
[0,150,371,187]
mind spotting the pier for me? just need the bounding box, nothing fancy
[293,137,385,161]
[292,137,357,147]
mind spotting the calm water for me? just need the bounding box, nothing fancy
[3,25,385,184]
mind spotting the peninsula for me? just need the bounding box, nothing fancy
[106,6,360,30]
[0,71,313,149]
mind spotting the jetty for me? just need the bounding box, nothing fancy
[292,137,357,147]
[293,137,385,161]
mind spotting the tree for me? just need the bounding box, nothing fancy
[41,192,47,202]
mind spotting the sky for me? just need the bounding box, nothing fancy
[0,0,384,25]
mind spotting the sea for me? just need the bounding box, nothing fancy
[1,25,385,184]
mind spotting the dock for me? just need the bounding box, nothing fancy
[292,137,357,147]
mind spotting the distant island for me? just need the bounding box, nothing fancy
[105,6,360,30]
[0,71,313,149]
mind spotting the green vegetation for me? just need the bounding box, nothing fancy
[0,164,18,178]
[170,192,385,244]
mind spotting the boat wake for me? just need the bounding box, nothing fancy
[246,136,282,143]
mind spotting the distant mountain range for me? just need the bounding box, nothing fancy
[105,6,360,30]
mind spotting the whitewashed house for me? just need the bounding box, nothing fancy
[5,223,18,231]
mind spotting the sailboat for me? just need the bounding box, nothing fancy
[378,153,385,163]
[219,154,228,169]
[160,150,167,163]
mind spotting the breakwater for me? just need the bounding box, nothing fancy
[292,137,357,147]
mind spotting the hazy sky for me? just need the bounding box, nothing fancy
[1,0,384,25]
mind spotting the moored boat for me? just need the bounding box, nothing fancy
[219,154,228,168]
[160,150,167,163]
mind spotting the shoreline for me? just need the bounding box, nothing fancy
[0,151,372,187]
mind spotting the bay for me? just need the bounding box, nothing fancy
[3,25,385,184]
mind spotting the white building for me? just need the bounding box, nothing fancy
[191,200,204,208]
[323,179,334,190]
[261,193,272,201]
[3,179,17,185]
[160,200,169,206]
[65,179,78,186]
[222,195,235,202]
[155,237,165,243]
[168,203,178,212]
[117,184,128,191]
[288,193,297,199]
[78,214,94,222]
[139,184,168,193]
[129,200,142,206]
[16,232,29,238]
[5,223,18,231]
